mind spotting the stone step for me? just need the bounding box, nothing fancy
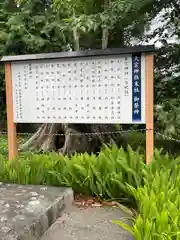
[41,205,132,240]
[0,183,73,240]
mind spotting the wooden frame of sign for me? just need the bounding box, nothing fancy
[1,45,154,163]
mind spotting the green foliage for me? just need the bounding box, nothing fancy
[0,145,145,200]
[3,0,68,55]
[1,144,180,238]
[0,135,8,157]
[113,157,180,239]
[155,100,180,139]
[52,0,153,49]
[113,150,180,239]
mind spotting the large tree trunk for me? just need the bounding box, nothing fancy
[20,7,127,155]
[20,123,127,154]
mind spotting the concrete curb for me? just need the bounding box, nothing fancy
[4,188,74,240]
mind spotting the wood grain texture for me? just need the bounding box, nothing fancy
[145,55,154,164]
[5,63,17,160]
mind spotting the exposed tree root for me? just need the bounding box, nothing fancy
[20,123,127,155]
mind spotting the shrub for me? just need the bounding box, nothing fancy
[0,144,180,239]
[113,150,180,239]
[0,145,145,201]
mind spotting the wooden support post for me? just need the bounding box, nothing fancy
[145,55,154,164]
[5,63,17,160]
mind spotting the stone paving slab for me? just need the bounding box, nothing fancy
[41,206,133,240]
[0,183,73,240]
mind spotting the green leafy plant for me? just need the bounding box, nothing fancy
[155,100,180,139]
[113,153,180,239]
[0,145,145,198]
[1,142,180,238]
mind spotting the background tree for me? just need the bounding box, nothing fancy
[150,1,180,138]
[19,0,156,154]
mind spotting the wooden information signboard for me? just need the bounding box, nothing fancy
[1,46,154,163]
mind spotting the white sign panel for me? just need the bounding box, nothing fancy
[11,54,145,124]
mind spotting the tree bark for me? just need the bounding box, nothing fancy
[102,0,109,49]
[20,123,127,154]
